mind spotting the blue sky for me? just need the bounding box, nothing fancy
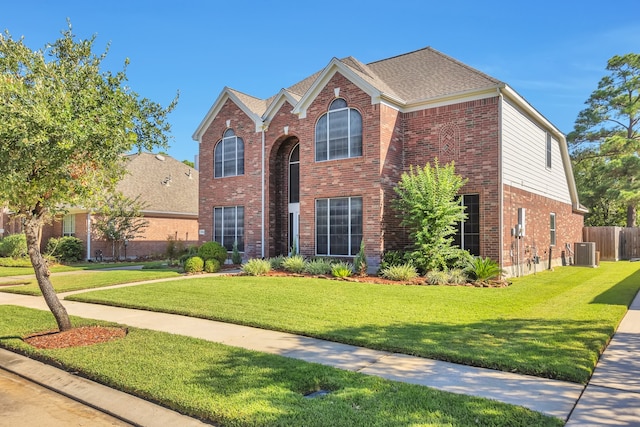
[3,1,639,163]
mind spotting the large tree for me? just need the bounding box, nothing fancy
[0,24,176,331]
[568,53,640,227]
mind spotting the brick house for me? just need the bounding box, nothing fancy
[40,152,199,260]
[193,47,586,275]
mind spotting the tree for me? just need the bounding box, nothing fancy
[568,53,640,227]
[0,24,176,331]
[92,193,149,260]
[393,159,468,273]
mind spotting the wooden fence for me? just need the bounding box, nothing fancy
[583,227,640,261]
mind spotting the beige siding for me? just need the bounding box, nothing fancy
[501,98,571,204]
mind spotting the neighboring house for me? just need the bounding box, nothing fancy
[193,46,586,276]
[41,153,199,260]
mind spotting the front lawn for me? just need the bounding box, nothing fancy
[0,305,560,427]
[0,269,181,295]
[67,262,640,383]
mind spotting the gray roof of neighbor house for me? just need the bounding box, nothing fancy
[117,153,198,217]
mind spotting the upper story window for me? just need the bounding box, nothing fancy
[315,99,362,161]
[214,129,244,178]
[546,133,552,169]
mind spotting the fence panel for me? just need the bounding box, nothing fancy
[620,228,640,260]
[583,227,620,261]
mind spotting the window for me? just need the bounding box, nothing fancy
[453,194,480,256]
[550,213,556,246]
[316,197,363,256]
[62,214,75,237]
[289,144,299,204]
[546,133,552,169]
[315,99,362,161]
[213,206,244,251]
[214,129,244,178]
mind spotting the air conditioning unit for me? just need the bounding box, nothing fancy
[574,242,597,267]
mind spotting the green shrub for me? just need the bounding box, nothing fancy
[45,236,84,262]
[331,261,353,278]
[204,259,221,273]
[184,256,204,274]
[269,255,285,270]
[282,255,306,274]
[377,250,406,274]
[304,258,333,275]
[0,257,32,267]
[448,268,468,285]
[425,270,450,285]
[380,263,418,281]
[0,233,27,258]
[198,241,228,264]
[353,240,367,276]
[231,240,242,264]
[465,257,505,282]
[242,258,271,276]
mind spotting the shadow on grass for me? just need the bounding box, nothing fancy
[591,267,640,306]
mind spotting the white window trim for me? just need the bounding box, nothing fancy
[550,212,557,246]
[62,214,75,237]
[213,206,244,252]
[315,101,362,162]
[315,196,362,257]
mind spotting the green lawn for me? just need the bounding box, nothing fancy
[0,269,181,294]
[0,305,561,427]
[0,261,159,277]
[67,261,640,383]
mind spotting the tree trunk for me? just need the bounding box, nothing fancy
[24,215,72,331]
[627,204,637,228]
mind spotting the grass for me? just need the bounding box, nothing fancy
[0,305,561,427]
[0,269,181,295]
[67,262,640,383]
[0,260,161,277]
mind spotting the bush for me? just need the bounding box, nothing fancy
[448,268,468,285]
[331,261,353,278]
[380,263,418,281]
[204,259,221,273]
[353,240,367,276]
[184,256,204,274]
[425,270,450,285]
[165,235,185,264]
[304,258,333,275]
[231,240,242,264]
[269,255,285,270]
[242,258,271,276]
[198,241,227,264]
[377,250,406,274]
[282,255,306,273]
[45,236,83,262]
[0,233,27,258]
[0,257,32,267]
[465,257,504,282]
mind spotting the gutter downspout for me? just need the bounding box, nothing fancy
[497,87,504,272]
[261,127,265,258]
[86,212,91,261]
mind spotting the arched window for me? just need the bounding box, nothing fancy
[214,129,244,178]
[315,99,362,161]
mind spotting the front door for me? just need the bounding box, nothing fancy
[288,144,300,254]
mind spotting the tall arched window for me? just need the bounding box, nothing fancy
[214,129,244,178]
[315,99,362,161]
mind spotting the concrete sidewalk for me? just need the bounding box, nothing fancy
[0,282,638,425]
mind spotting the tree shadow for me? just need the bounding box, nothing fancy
[590,267,640,306]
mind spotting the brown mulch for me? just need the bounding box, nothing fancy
[24,326,128,349]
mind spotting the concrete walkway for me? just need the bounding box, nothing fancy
[0,275,639,425]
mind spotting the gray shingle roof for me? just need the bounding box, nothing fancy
[117,153,198,216]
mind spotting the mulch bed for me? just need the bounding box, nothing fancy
[24,326,127,349]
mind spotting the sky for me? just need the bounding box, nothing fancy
[3,1,639,164]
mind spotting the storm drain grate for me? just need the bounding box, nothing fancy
[303,390,331,399]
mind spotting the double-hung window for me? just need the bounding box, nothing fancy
[454,194,480,256]
[546,133,552,169]
[214,129,244,178]
[315,99,362,161]
[316,197,363,256]
[213,206,244,251]
[62,214,75,237]
[550,213,556,246]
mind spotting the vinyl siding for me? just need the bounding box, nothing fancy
[501,98,571,204]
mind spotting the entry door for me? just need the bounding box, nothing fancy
[289,144,300,254]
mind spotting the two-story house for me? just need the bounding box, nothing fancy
[193,47,586,275]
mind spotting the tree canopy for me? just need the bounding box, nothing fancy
[0,23,177,330]
[569,53,640,227]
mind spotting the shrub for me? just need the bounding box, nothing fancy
[448,268,468,285]
[184,256,204,274]
[204,259,221,273]
[304,258,333,275]
[198,241,227,264]
[231,240,242,264]
[242,258,271,276]
[381,263,418,281]
[269,255,285,270]
[331,261,353,278]
[353,240,367,276]
[377,250,406,274]
[425,270,450,285]
[0,233,27,258]
[165,235,185,264]
[45,236,83,262]
[465,257,505,282]
[282,255,306,273]
[0,257,32,267]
